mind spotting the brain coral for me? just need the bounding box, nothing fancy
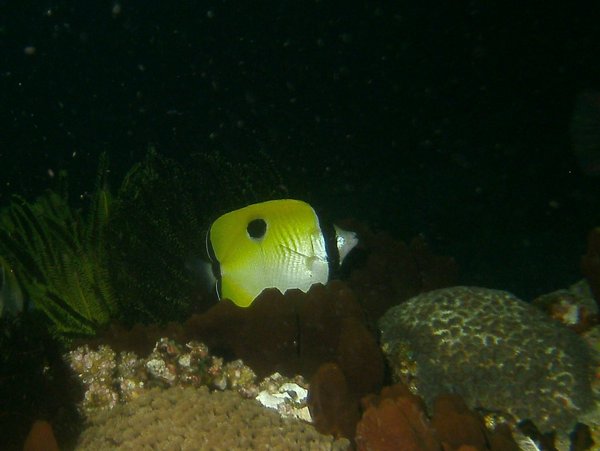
[76,386,349,450]
[378,286,594,432]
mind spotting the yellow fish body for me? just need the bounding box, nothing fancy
[207,199,358,307]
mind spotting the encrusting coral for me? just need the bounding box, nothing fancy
[379,286,594,433]
[75,386,350,450]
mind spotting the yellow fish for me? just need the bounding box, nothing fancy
[207,199,358,307]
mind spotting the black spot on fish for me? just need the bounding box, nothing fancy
[247,218,267,240]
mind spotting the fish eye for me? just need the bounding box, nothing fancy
[247,218,267,240]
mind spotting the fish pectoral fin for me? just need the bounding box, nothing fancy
[281,244,309,258]
[279,244,327,277]
[280,244,326,262]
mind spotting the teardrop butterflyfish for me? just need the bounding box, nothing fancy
[206,199,358,307]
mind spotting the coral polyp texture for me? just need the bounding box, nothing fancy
[75,386,350,450]
[378,286,594,433]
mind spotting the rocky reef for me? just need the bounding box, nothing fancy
[67,338,259,416]
[379,286,595,433]
[7,186,599,450]
[67,336,316,424]
[81,280,387,441]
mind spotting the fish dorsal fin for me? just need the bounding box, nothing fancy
[334,225,359,263]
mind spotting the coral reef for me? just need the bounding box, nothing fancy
[379,286,594,433]
[344,222,459,323]
[355,383,519,451]
[75,386,350,450]
[80,280,384,440]
[255,372,311,421]
[9,151,598,449]
[67,338,260,416]
[532,280,599,333]
[178,280,385,440]
[69,337,323,426]
[582,227,600,309]
[183,280,384,388]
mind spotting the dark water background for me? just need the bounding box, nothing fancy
[1,1,599,299]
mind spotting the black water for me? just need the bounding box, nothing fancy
[2,1,600,299]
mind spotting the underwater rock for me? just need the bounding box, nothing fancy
[76,386,350,450]
[379,286,594,433]
[255,372,311,422]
